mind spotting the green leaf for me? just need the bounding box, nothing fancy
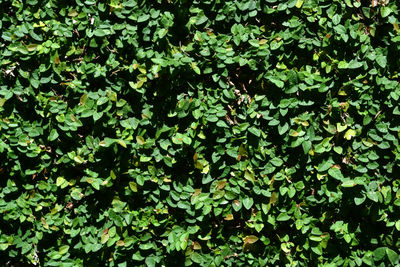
[373,247,386,261]
[334,146,343,154]
[348,60,363,69]
[367,191,378,202]
[328,167,344,181]
[191,62,201,75]
[71,188,83,200]
[244,170,255,182]
[101,233,110,244]
[376,55,387,68]
[59,245,69,255]
[117,139,127,148]
[137,14,150,22]
[191,253,204,264]
[74,155,85,164]
[196,14,208,25]
[354,195,366,205]
[386,248,399,265]
[249,39,259,47]
[248,127,261,137]
[132,251,144,261]
[302,140,312,154]
[121,118,139,129]
[93,29,107,37]
[344,129,356,140]
[56,177,64,187]
[317,161,331,172]
[268,76,284,88]
[129,182,138,192]
[338,61,348,69]
[278,123,289,135]
[48,129,59,141]
[270,157,283,167]
[276,213,291,221]
[136,136,145,145]
[295,0,304,8]
[341,180,356,188]
[243,198,254,210]
[381,6,392,18]
[336,123,347,132]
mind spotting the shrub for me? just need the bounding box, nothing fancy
[1,0,400,266]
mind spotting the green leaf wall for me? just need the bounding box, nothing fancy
[1,0,400,266]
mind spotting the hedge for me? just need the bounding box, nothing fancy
[1,0,400,266]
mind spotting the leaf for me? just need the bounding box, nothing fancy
[332,14,341,25]
[158,28,168,38]
[336,123,347,133]
[328,167,344,181]
[223,89,235,100]
[295,0,304,8]
[101,233,109,244]
[68,9,79,17]
[121,118,139,129]
[386,248,399,265]
[249,39,259,47]
[376,55,387,68]
[224,214,234,220]
[48,129,59,141]
[244,170,255,182]
[26,44,38,52]
[193,241,202,250]
[191,253,204,264]
[248,127,261,137]
[74,156,84,164]
[302,140,312,154]
[56,177,66,187]
[338,61,348,69]
[268,76,284,88]
[232,200,241,211]
[270,157,283,167]
[71,188,83,200]
[269,192,277,205]
[136,136,145,145]
[244,235,258,244]
[276,213,291,221]
[317,161,332,172]
[381,6,392,18]
[93,29,106,37]
[243,198,254,210]
[354,195,366,205]
[59,245,69,255]
[278,123,289,135]
[367,191,378,202]
[117,139,127,148]
[129,182,138,192]
[373,247,386,261]
[341,180,356,188]
[191,62,201,75]
[334,146,343,154]
[137,14,150,22]
[344,129,356,140]
[310,236,322,242]
[348,60,363,69]
[80,94,88,105]
[196,14,208,25]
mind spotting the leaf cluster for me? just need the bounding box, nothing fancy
[1,0,400,266]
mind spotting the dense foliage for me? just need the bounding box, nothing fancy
[1,0,400,266]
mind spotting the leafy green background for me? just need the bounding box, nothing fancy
[1,0,400,266]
